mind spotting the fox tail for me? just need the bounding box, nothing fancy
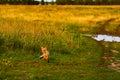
[39,55,43,59]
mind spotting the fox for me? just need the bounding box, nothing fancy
[39,46,49,63]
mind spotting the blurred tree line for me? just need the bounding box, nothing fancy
[56,0,120,5]
[0,0,39,5]
[0,0,120,5]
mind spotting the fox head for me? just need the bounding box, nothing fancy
[41,47,47,53]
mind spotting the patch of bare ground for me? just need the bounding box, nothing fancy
[108,49,120,73]
[108,61,120,73]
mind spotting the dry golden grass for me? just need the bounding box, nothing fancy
[0,5,120,42]
[0,5,120,23]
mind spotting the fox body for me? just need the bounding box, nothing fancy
[39,47,49,62]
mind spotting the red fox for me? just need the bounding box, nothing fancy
[39,47,49,62]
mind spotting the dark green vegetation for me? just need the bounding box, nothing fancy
[0,0,120,5]
[0,5,120,80]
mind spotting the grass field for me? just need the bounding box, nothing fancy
[0,5,120,80]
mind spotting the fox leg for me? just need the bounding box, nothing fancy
[44,58,49,63]
[47,59,49,63]
[43,55,49,63]
[46,57,49,63]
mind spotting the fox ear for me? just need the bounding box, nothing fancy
[41,46,46,49]
[41,47,43,49]
[45,47,47,49]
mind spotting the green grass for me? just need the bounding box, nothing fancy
[0,5,120,80]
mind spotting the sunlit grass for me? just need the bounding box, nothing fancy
[0,5,120,34]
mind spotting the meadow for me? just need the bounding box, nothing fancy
[0,5,120,80]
